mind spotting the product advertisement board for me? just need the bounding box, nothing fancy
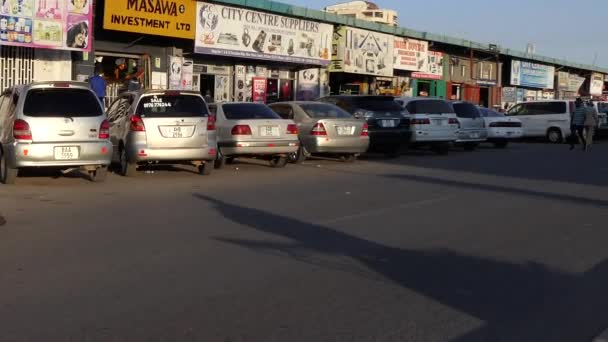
[195,2,333,66]
[296,68,320,101]
[0,0,93,51]
[103,0,195,39]
[393,37,428,72]
[590,72,604,96]
[510,60,555,89]
[252,77,267,103]
[411,51,444,80]
[330,26,393,76]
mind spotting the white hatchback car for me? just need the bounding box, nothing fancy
[396,97,459,154]
[478,107,523,148]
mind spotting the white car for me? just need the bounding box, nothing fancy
[478,107,523,148]
[396,97,459,154]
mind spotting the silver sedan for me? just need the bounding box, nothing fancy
[269,102,370,163]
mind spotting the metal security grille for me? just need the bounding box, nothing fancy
[0,46,34,91]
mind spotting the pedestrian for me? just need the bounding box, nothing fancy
[203,90,213,103]
[584,101,599,150]
[127,72,141,92]
[569,97,587,150]
[89,64,106,108]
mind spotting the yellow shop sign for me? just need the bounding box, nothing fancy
[103,0,196,39]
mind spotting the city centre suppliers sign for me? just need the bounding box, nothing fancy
[330,26,393,76]
[104,0,196,39]
[510,60,555,89]
[0,0,93,51]
[393,37,428,72]
[590,72,604,96]
[195,2,333,66]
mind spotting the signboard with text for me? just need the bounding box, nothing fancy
[195,2,333,66]
[411,51,444,80]
[510,60,555,89]
[330,26,393,76]
[590,72,604,96]
[393,37,428,72]
[103,0,195,39]
[252,77,267,103]
[0,0,92,51]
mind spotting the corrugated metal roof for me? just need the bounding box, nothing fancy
[208,0,608,74]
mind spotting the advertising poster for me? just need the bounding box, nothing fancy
[252,77,267,103]
[330,26,393,76]
[510,60,555,89]
[103,0,195,39]
[502,87,517,103]
[393,37,428,72]
[590,72,604,96]
[412,51,444,80]
[0,0,92,51]
[195,2,333,66]
[214,75,230,102]
[296,68,320,101]
[557,71,570,91]
[180,59,193,91]
[234,65,247,102]
[168,56,183,90]
[568,74,585,93]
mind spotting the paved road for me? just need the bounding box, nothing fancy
[1,142,607,342]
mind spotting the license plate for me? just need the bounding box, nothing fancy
[336,126,355,135]
[260,126,280,137]
[54,146,79,160]
[470,133,480,139]
[380,120,396,128]
[171,126,183,138]
[431,119,445,126]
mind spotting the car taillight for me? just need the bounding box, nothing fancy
[99,120,110,139]
[448,118,459,125]
[231,125,252,135]
[129,115,145,131]
[13,119,32,140]
[207,115,215,130]
[286,124,298,134]
[310,123,327,136]
[411,118,431,125]
[361,123,369,136]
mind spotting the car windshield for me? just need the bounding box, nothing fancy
[453,103,481,118]
[136,94,208,117]
[299,103,352,119]
[350,97,402,112]
[405,100,454,114]
[222,103,281,120]
[479,108,504,117]
[23,88,103,117]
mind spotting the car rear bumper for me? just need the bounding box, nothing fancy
[218,140,299,156]
[487,127,523,139]
[127,145,216,163]
[410,128,457,143]
[7,141,112,168]
[455,129,487,143]
[303,136,369,154]
[368,129,411,148]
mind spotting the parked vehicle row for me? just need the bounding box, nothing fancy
[2,82,575,185]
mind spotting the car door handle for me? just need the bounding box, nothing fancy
[58,130,75,136]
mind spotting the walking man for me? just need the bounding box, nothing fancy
[584,101,598,150]
[570,98,587,150]
[89,64,107,109]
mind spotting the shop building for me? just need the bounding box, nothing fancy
[500,58,556,108]
[392,36,444,98]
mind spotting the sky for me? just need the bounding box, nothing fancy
[280,0,608,68]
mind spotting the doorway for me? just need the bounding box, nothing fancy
[451,84,462,100]
[479,87,490,107]
[199,74,215,101]
[417,81,431,97]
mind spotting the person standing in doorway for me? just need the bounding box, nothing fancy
[89,64,106,109]
[203,90,213,104]
[570,98,587,150]
[584,101,598,150]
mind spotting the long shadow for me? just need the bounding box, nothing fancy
[194,194,608,342]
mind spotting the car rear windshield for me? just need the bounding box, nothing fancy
[479,108,504,117]
[405,100,454,114]
[23,88,103,117]
[222,103,280,120]
[350,97,402,112]
[453,103,481,118]
[137,94,208,117]
[300,103,352,119]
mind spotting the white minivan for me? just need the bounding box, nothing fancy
[505,100,575,143]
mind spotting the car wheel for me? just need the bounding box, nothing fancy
[341,154,357,163]
[119,148,137,177]
[0,150,17,185]
[288,145,307,164]
[198,162,213,175]
[214,149,226,169]
[463,142,478,151]
[493,140,509,149]
[89,166,108,183]
[547,128,563,144]
[269,156,288,168]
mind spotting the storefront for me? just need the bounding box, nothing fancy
[555,71,584,100]
[329,25,393,95]
[507,59,555,103]
[194,2,333,103]
[411,51,445,98]
[446,54,499,106]
[392,36,428,98]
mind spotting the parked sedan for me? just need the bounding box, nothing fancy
[478,107,523,148]
[318,95,410,157]
[269,102,369,163]
[451,101,488,150]
[210,102,299,168]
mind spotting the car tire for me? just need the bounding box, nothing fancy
[269,156,288,168]
[214,149,226,169]
[494,140,509,149]
[198,162,213,175]
[0,150,17,185]
[119,148,137,177]
[89,166,108,183]
[547,128,563,144]
[288,145,307,164]
[463,143,478,151]
[432,143,450,155]
[341,154,357,163]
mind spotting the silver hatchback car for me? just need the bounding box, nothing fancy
[0,81,112,184]
[107,90,216,176]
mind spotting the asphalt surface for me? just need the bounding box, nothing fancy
[1,141,607,342]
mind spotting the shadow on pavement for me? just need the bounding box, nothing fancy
[193,193,608,342]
